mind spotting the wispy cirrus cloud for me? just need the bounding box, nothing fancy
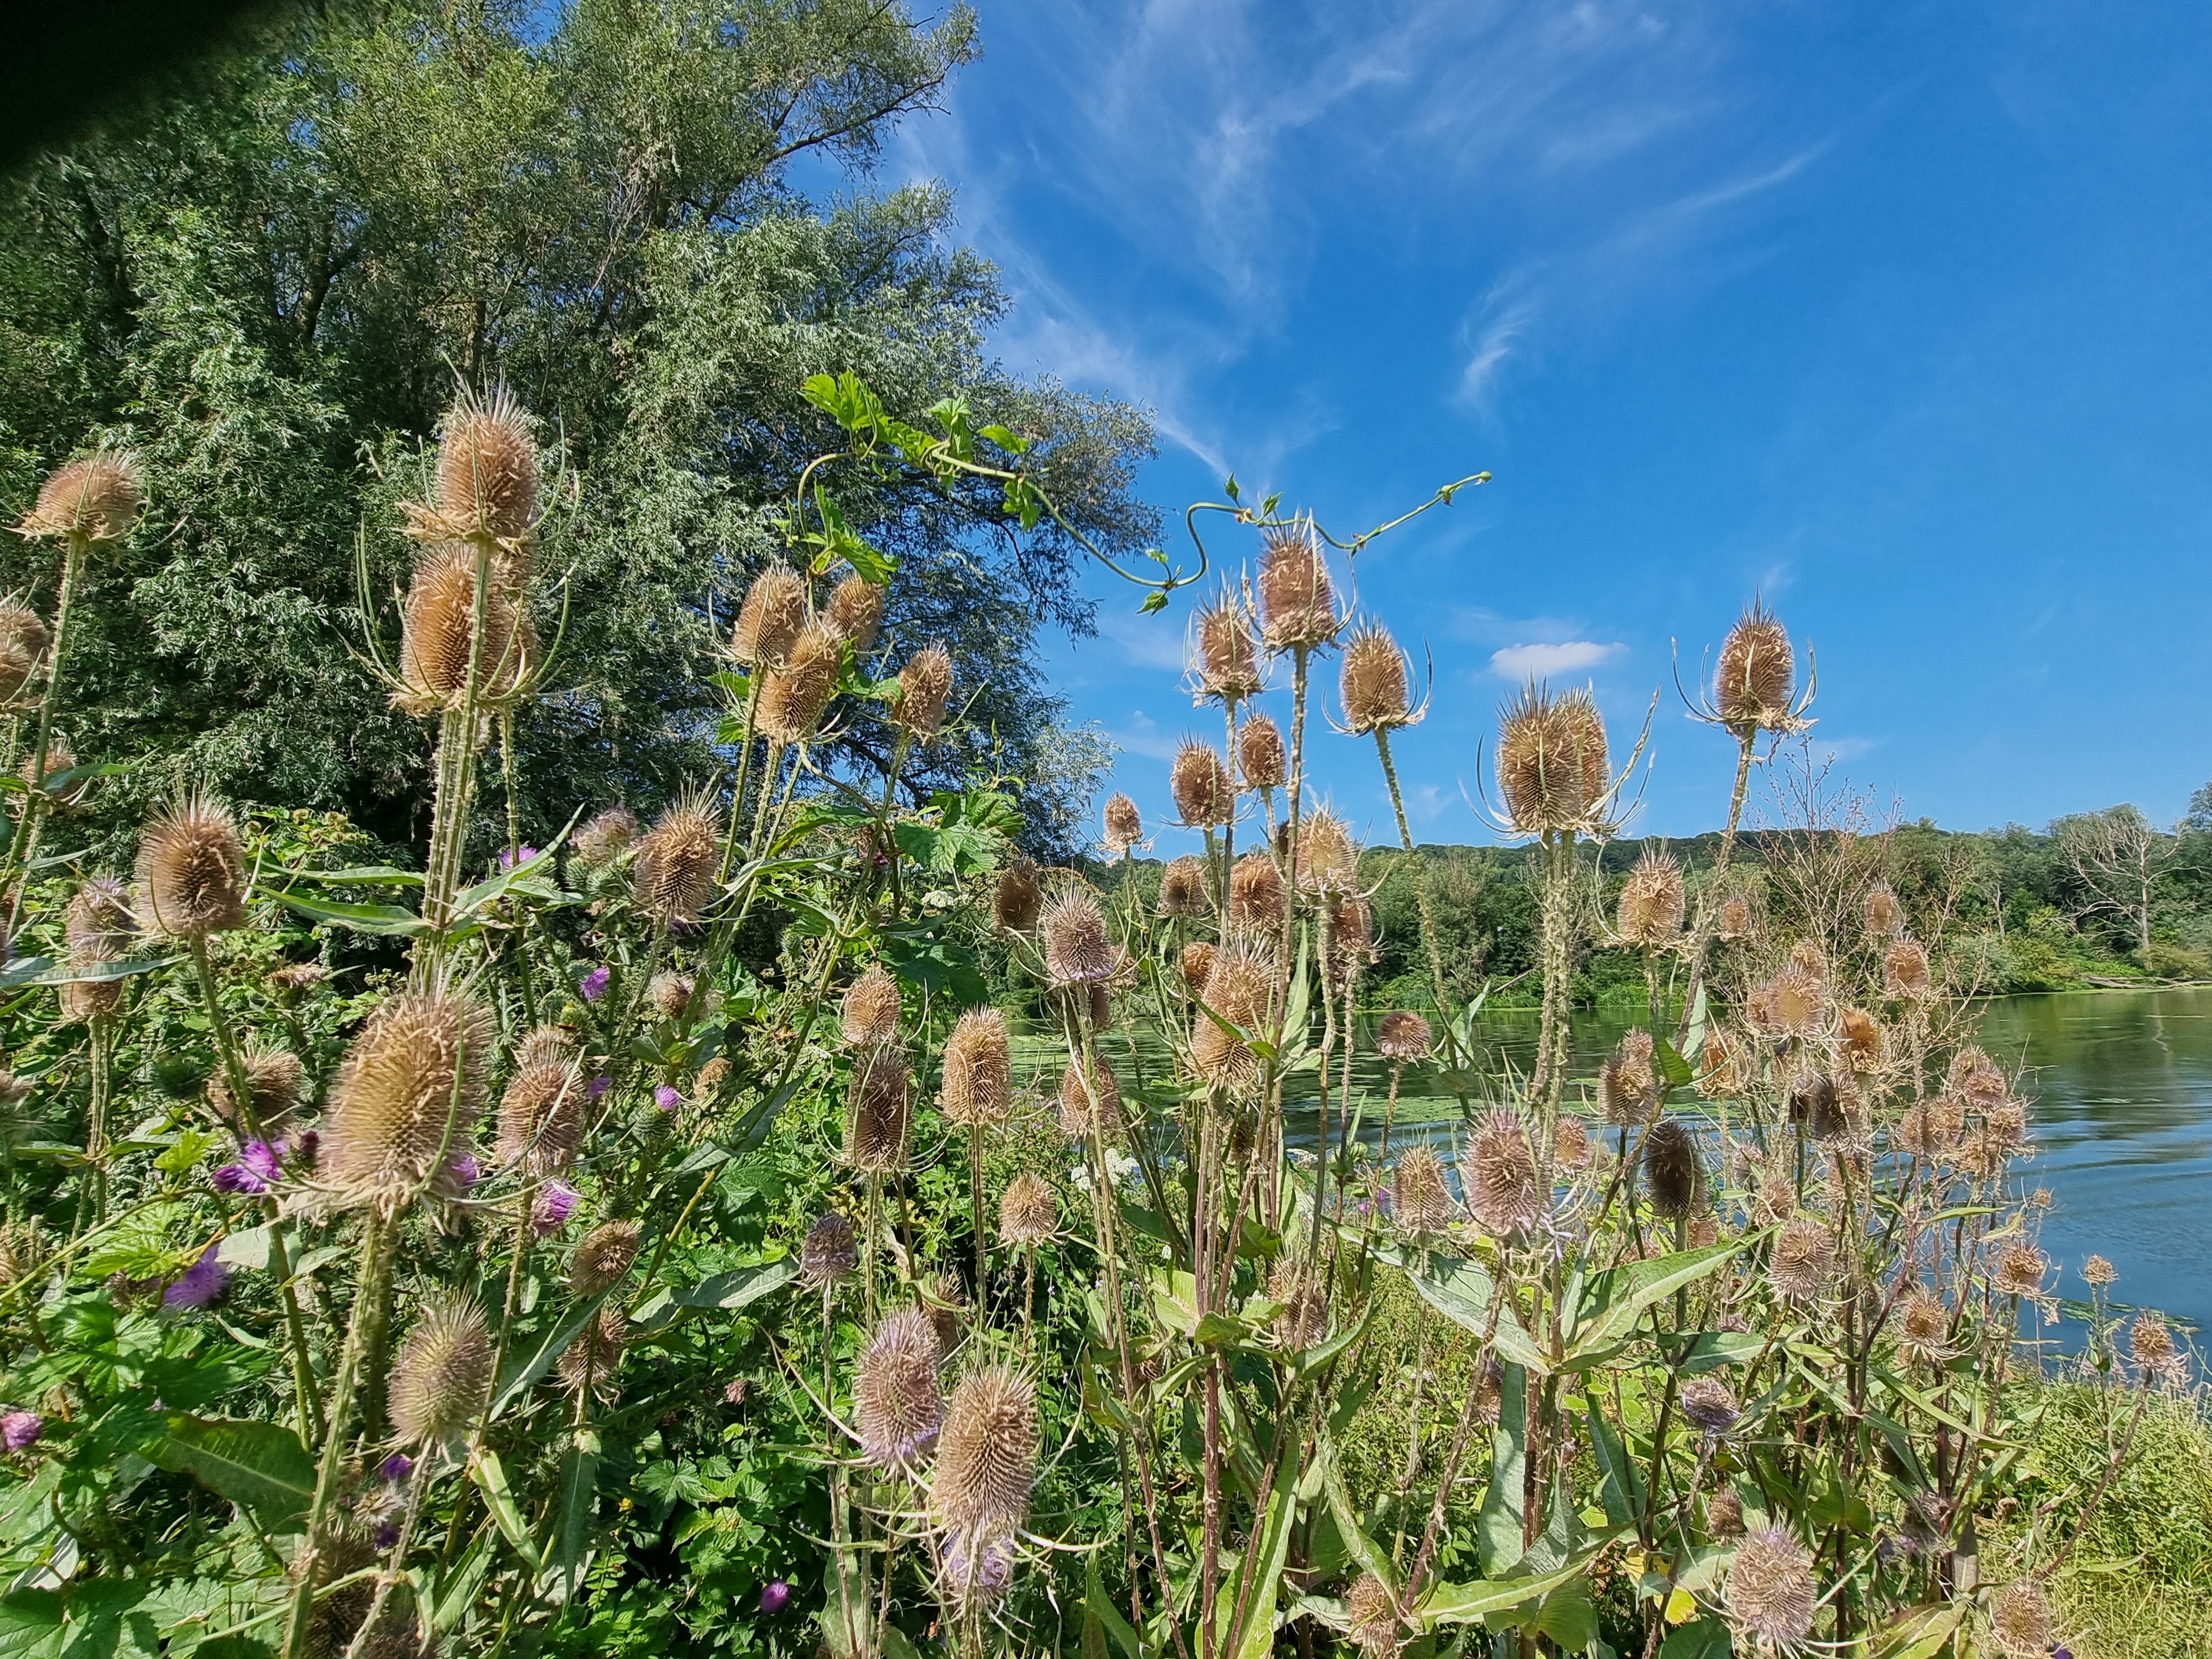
[1488,640,1625,679]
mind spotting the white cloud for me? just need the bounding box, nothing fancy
[1488,640,1625,679]
[1459,296,1536,408]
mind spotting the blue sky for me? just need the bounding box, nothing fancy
[878,1,2212,857]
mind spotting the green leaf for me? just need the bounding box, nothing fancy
[1138,590,1168,614]
[1224,474,1241,503]
[470,1448,542,1572]
[541,1427,600,1601]
[491,1285,619,1418]
[1560,1239,1754,1369]
[978,423,1030,455]
[1677,1330,1764,1374]
[146,1415,315,1532]
[664,1259,796,1312]
[1587,1404,1644,1528]
[1361,1236,1548,1373]
[1227,1444,1300,1659]
[1085,1553,1144,1659]
[281,864,424,887]
[1323,1454,1393,1587]
[1658,1618,1731,1659]
[272,890,429,937]
[0,1590,63,1659]
[1652,1036,1695,1091]
[1477,1363,1528,1576]
[24,955,183,987]
[1534,1578,1596,1651]
[0,957,54,992]
[1413,1554,1592,1628]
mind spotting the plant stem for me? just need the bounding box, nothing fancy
[7,535,85,932]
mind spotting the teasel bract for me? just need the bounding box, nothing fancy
[993,858,1042,933]
[731,565,807,668]
[1600,1029,1660,1126]
[1169,737,1233,827]
[135,795,247,938]
[1714,892,1754,941]
[388,1296,493,1448]
[1993,1241,2046,1298]
[1679,1375,1742,1434]
[846,1046,914,1173]
[1156,855,1211,917]
[1615,850,1685,945]
[1192,591,1263,700]
[1237,711,1287,790]
[1760,959,1825,1039]
[1896,1288,1950,1361]
[1838,1006,1884,1069]
[15,450,145,545]
[0,601,48,705]
[1255,524,1338,651]
[931,1364,1038,1536]
[841,965,903,1047]
[855,1307,945,1469]
[1266,1258,1330,1350]
[1338,622,1414,732]
[893,643,953,738]
[1724,1525,1817,1646]
[1101,792,1142,854]
[1945,1045,2008,1109]
[1326,893,1373,993]
[1641,1117,1703,1221]
[1712,601,1801,733]
[997,1173,1058,1246]
[632,797,721,926]
[756,620,842,745]
[939,1006,1013,1130]
[2128,1310,2178,1377]
[826,573,885,653]
[207,1048,306,1136]
[1788,1069,1849,1140]
[318,985,492,1217]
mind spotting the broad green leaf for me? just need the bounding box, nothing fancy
[1086,1553,1144,1659]
[1535,1578,1597,1650]
[471,1448,541,1572]
[1652,1036,1695,1091]
[0,957,53,992]
[1227,1446,1300,1659]
[146,1415,314,1532]
[1323,1456,1392,1585]
[281,864,424,886]
[1477,1363,1528,1577]
[977,423,1029,455]
[214,1227,270,1272]
[1658,1618,1730,1658]
[0,1590,63,1659]
[1677,1330,1764,1374]
[540,1427,600,1601]
[1560,1239,1753,1369]
[1587,1404,1644,1528]
[272,890,429,937]
[1413,1553,1592,1628]
[23,956,182,987]
[655,1258,795,1318]
[1361,1236,1547,1373]
[491,1285,618,1417]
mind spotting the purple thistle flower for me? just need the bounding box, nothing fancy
[534,1181,580,1235]
[446,1153,482,1188]
[1,1412,41,1452]
[211,1138,285,1196]
[163,1246,229,1311]
[379,1452,413,1483]
[654,1084,681,1111]
[375,1521,401,1548]
[587,1074,612,1100]
[759,1580,791,1615]
[580,964,612,1003]
[499,846,541,872]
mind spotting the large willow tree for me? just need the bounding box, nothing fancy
[0,0,1150,857]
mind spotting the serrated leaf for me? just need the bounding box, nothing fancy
[146,1415,315,1532]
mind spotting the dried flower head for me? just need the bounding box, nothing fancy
[1838,1007,1884,1070]
[1768,1214,1837,1300]
[1042,889,1115,988]
[1094,794,1142,857]
[1227,852,1285,929]
[1555,1115,1594,1172]
[495,1053,585,1175]
[1713,603,1797,731]
[893,644,954,737]
[1193,593,1264,699]
[841,966,903,1048]
[1947,1046,2009,1109]
[1340,623,1413,732]
[846,1046,914,1173]
[556,1307,628,1398]
[1643,1118,1704,1220]
[2083,1254,2118,1287]
[1994,1241,2046,1298]
[1392,1145,1456,1234]
[1295,809,1358,894]
[1680,1375,1742,1434]
[568,1218,643,1296]
[998,1173,1057,1246]
[1465,1110,1543,1236]
[1327,894,1374,992]
[1193,943,1272,1094]
[1238,711,1287,790]
[648,972,696,1021]
[1157,855,1211,917]
[59,877,133,1020]
[940,1007,1014,1129]
[1057,1051,1123,1141]
[1697,1029,1752,1098]
[1375,1011,1432,1062]
[757,621,842,745]
[573,805,638,866]
[17,451,144,544]
[994,858,1042,932]
[1495,683,1608,833]
[1601,1029,1660,1126]
[1897,1290,1950,1361]
[731,566,807,668]
[2129,1311,2177,1375]
[800,1212,859,1286]
[1789,1071,1849,1141]
[1256,525,1338,652]
[1343,1572,1401,1657]
[433,387,538,543]
[825,573,885,654]
[392,541,535,714]
[1170,738,1233,827]
[0,602,48,705]
[388,1297,493,1447]
[1726,1525,1817,1646]
[924,1272,969,1355]
[1707,1488,1745,1538]
[633,799,722,926]
[207,1048,306,1135]
[1761,961,1825,1039]
[1715,893,1754,942]
[855,1308,944,1468]
[932,1365,1039,1535]
[1861,881,1904,937]
[1268,1258,1331,1350]
[1990,1582,2053,1657]
[1179,940,1218,998]
[321,988,492,1215]
[1617,851,1686,946]
[1884,936,1933,1000]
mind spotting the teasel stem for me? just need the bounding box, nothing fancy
[1374,727,1458,1039]
[968,1122,987,1318]
[4,535,84,931]
[192,934,322,1439]
[1221,693,1240,903]
[1531,831,1577,1110]
[342,1449,435,1659]
[1267,643,1314,1222]
[85,1014,113,1226]
[1388,1299,1432,1568]
[1402,1278,1507,1608]
[1674,728,1756,1051]
[280,1212,398,1659]
[747,739,787,862]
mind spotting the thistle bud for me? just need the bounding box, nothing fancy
[1713,603,1796,731]
[931,1365,1038,1535]
[842,966,903,1047]
[1392,1146,1455,1234]
[826,575,885,654]
[321,987,493,1215]
[1642,1118,1703,1221]
[993,859,1042,933]
[1237,712,1287,790]
[434,387,538,544]
[1169,738,1232,827]
[1102,792,1142,853]
[388,1297,493,1447]
[757,622,842,745]
[1724,1526,1816,1646]
[1156,855,1210,917]
[940,1006,1013,1129]
[855,1308,945,1468]
[1255,526,1336,651]
[731,566,807,667]
[1339,623,1412,732]
[997,1173,1058,1246]
[207,1048,306,1135]
[1615,851,1685,946]
[846,1045,914,1173]
[1040,890,1114,988]
[648,971,696,1021]
[633,799,721,926]
[893,644,953,737]
[135,796,246,937]
[1375,1011,1431,1062]
[1464,1110,1542,1236]
[1228,852,1284,929]
[571,1219,643,1295]
[17,451,144,544]
[800,1211,859,1286]
[0,601,48,705]
[574,805,638,865]
[1193,593,1262,698]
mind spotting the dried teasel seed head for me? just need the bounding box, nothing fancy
[998,1173,1058,1246]
[648,972,697,1021]
[633,799,722,926]
[1295,809,1358,894]
[1201,942,1273,1029]
[513,1024,575,1071]
[1237,711,1287,790]
[570,1219,642,1295]
[1715,893,1754,942]
[2083,1254,2118,1287]
[1789,1070,1849,1141]
[1601,1029,1660,1126]
[1725,1525,1817,1646]
[1392,1145,1456,1234]
[825,574,885,654]
[757,621,842,745]
[1193,592,1264,698]
[842,966,903,1047]
[574,805,639,865]
[994,858,1042,933]
[1760,960,1825,1038]
[1102,792,1142,853]
[1616,851,1686,946]
[0,601,48,705]
[1057,1051,1122,1141]
[1697,1028,1752,1097]
[940,1007,1013,1129]
[1343,1571,1402,1656]
[932,1365,1039,1535]
[1839,1006,1884,1069]
[1768,1214,1837,1300]
[855,1308,945,1468]
[557,1307,628,1398]
[1994,1241,2047,1298]
[1375,1010,1431,1062]
[1707,1487,1745,1538]
[1178,940,1217,997]
[1267,1258,1331,1350]
[60,876,134,1020]
[1494,682,1606,833]
[134,796,245,938]
[495,1055,585,1175]
[18,451,144,544]
[1555,1115,1594,1172]
[1884,936,1934,1000]
[321,988,492,1214]
[846,1046,914,1173]
[2129,1311,2178,1375]
[207,1048,306,1134]
[1861,880,1904,937]
[1339,623,1412,732]
[1041,889,1115,988]
[1679,1375,1742,1434]
[1170,738,1233,827]
[1256,525,1337,650]
[1947,1045,2008,1109]
[1227,851,1285,929]
[800,1211,859,1286]
[1897,1289,1949,1360]
[922,1274,969,1356]
[1464,1110,1543,1236]
[1713,602,1797,731]
[393,541,535,714]
[434,387,538,544]
[1326,894,1373,992]
[1990,1581,2054,1657]
[388,1297,493,1447]
[1642,1118,1703,1221]
[1156,855,1211,917]
[893,644,954,737]
[731,565,807,668]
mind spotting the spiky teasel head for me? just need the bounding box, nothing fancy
[825,574,885,654]
[1992,1243,2045,1299]
[1787,1070,1848,1141]
[1861,880,1903,937]
[1696,1028,1752,1098]
[134,795,246,938]
[1896,1289,1950,1361]
[846,1045,914,1173]
[940,1007,1013,1129]
[1295,809,1358,894]
[1169,738,1233,827]
[17,450,144,544]
[1946,1045,2008,1109]
[388,1296,493,1448]
[556,1307,627,1399]
[1179,940,1217,998]
[1267,1258,1331,1350]
[319,986,493,1216]
[1326,894,1374,993]
[428,385,538,545]
[757,621,842,745]
[1157,855,1211,917]
[1256,524,1338,651]
[1725,1525,1816,1647]
[2129,1311,2179,1378]
[1707,1487,1745,1539]
[632,797,721,926]
[1757,960,1824,1039]
[932,1365,1038,1535]
[67,874,135,951]
[569,805,634,868]
[855,1308,945,1469]
[800,1211,859,1286]
[207,1047,306,1135]
[993,858,1042,933]
[1192,591,1264,699]
[570,1219,642,1296]
[1679,1375,1742,1434]
[495,1053,584,1175]
[1343,1571,1401,1656]
[1715,892,1754,942]
[842,966,902,1047]
[1375,1010,1431,1063]
[1713,602,1798,732]
[2083,1253,2118,1287]
[646,972,697,1022]
[1554,1115,1594,1173]
[1392,1145,1455,1235]
[1201,941,1273,1028]
[1768,1214,1836,1300]
[892,643,954,737]
[1883,936,1933,1000]
[1616,851,1685,946]
[1642,1118,1703,1221]
[1339,622,1413,732]
[1494,682,1609,833]
[392,541,535,715]
[922,1271,969,1355]
[1464,1110,1542,1236]
[1989,1581,2053,1657]
[0,601,47,705]
[998,1173,1057,1246]
[1237,711,1287,790]
[1838,1007,1884,1070]
[1226,852,1284,930]
[513,1023,575,1071]
[1057,1051,1122,1141]
[1601,1028,1659,1126]
[1041,888,1115,988]
[1102,792,1142,853]
[730,565,807,667]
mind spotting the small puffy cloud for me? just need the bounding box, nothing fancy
[1488,640,1624,679]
